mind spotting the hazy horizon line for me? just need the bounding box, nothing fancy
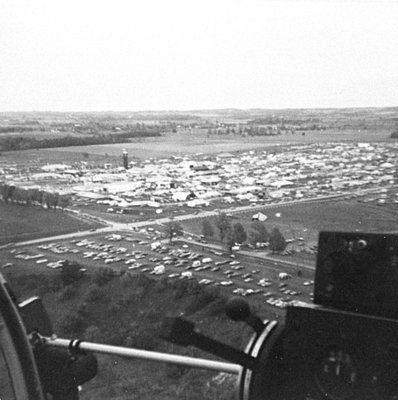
[1,105,398,114]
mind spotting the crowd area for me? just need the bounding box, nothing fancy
[1,142,397,213]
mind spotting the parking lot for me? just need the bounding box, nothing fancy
[4,227,315,314]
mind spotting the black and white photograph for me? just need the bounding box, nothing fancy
[0,0,397,399]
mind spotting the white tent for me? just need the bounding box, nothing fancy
[172,192,190,201]
[252,212,268,221]
[186,199,209,207]
[270,180,294,188]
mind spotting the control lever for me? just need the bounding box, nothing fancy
[161,317,257,370]
[225,297,265,335]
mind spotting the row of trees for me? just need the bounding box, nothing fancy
[203,213,287,253]
[0,126,44,133]
[0,130,161,151]
[162,213,287,253]
[207,126,284,137]
[0,182,71,210]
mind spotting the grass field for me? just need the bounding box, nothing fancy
[0,148,120,165]
[0,202,97,245]
[0,127,393,166]
[53,128,393,158]
[0,128,389,162]
[181,198,398,247]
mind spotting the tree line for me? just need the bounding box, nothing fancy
[0,130,161,152]
[0,182,71,210]
[203,213,287,253]
[207,126,284,137]
[0,126,45,133]
[162,212,287,253]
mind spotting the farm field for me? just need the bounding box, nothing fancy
[0,148,120,166]
[15,128,392,160]
[0,202,97,245]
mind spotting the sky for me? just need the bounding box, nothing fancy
[0,0,397,111]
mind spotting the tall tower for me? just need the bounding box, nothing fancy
[122,149,129,169]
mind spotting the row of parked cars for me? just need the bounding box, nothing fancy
[65,237,314,306]
[8,230,315,309]
[10,248,68,270]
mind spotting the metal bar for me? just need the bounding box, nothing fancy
[190,331,256,370]
[44,337,242,375]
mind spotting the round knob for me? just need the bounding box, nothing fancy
[226,297,265,334]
